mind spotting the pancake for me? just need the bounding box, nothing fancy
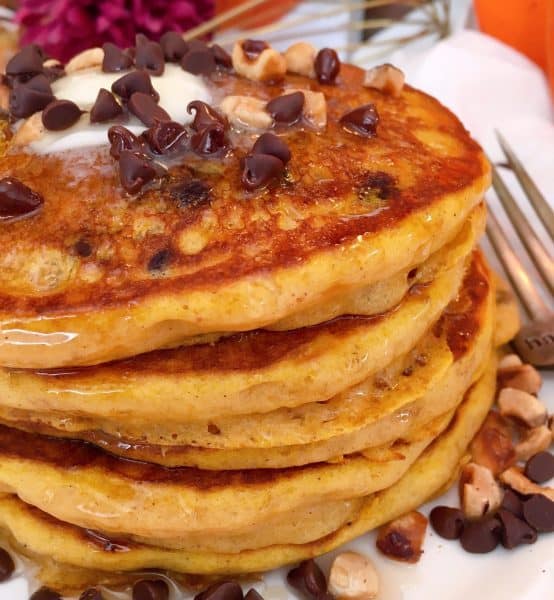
[0,356,497,583]
[0,62,489,368]
[0,248,494,469]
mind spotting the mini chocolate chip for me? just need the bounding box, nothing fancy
[118,150,159,194]
[42,99,83,131]
[6,45,44,78]
[242,40,268,60]
[30,588,62,600]
[128,92,170,127]
[108,125,143,159]
[188,40,210,53]
[0,177,43,221]
[459,516,501,553]
[314,48,340,84]
[9,84,53,119]
[522,494,554,532]
[90,88,123,123]
[74,239,93,257]
[190,124,227,156]
[102,42,134,72]
[132,578,169,600]
[252,133,291,164]
[359,171,397,199]
[0,547,14,582]
[497,508,538,549]
[79,588,104,600]
[112,70,159,102]
[287,559,327,599]
[212,44,232,69]
[408,268,418,280]
[144,120,187,154]
[524,451,554,484]
[266,91,304,125]
[148,248,171,272]
[43,63,65,83]
[187,100,227,131]
[376,529,416,560]
[194,581,243,600]
[160,31,188,61]
[429,506,465,540]
[242,153,284,190]
[501,488,525,518]
[340,104,379,138]
[181,48,217,75]
[244,590,263,600]
[135,39,165,76]
[24,73,52,95]
[170,179,211,208]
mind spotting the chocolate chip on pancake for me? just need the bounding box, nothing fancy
[118,150,160,194]
[0,547,14,582]
[522,494,554,532]
[242,153,284,190]
[74,239,93,258]
[315,48,340,84]
[459,515,501,553]
[42,99,83,131]
[112,70,159,102]
[212,44,233,69]
[187,100,227,131]
[195,581,243,600]
[0,177,43,221]
[102,42,134,72]
[429,506,465,540]
[132,578,169,600]
[181,47,217,75]
[90,88,123,124]
[128,92,170,127]
[169,179,211,208]
[190,124,227,156]
[500,488,524,518]
[287,559,328,599]
[242,40,269,61]
[30,588,62,600]
[144,120,187,154]
[524,451,554,484]
[135,39,165,76]
[340,104,379,138]
[148,248,171,272]
[252,132,291,164]
[24,73,52,95]
[79,588,104,600]
[358,171,398,200]
[6,45,44,80]
[267,91,304,125]
[43,62,65,83]
[160,31,188,62]
[497,508,537,549]
[9,83,53,119]
[108,125,144,159]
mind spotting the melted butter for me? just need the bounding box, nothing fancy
[29,64,212,154]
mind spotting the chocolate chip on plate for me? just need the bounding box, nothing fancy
[0,547,14,582]
[29,587,62,600]
[266,91,304,125]
[160,31,188,62]
[0,176,43,221]
[500,488,524,518]
[190,124,227,156]
[195,581,243,600]
[242,40,268,60]
[79,588,104,600]
[459,515,501,553]
[244,590,264,600]
[314,48,340,84]
[287,559,328,599]
[429,506,465,540]
[90,88,123,124]
[108,125,143,159]
[135,39,165,76]
[187,100,227,131]
[102,42,134,72]
[112,70,159,102]
[242,153,284,190]
[181,48,217,76]
[132,578,169,600]
[340,104,380,138]
[6,45,44,78]
[522,494,554,532]
[9,83,53,119]
[524,451,554,484]
[144,120,187,154]
[118,150,160,194]
[497,508,537,549]
[128,92,170,127]
[252,132,291,164]
[212,44,232,69]
[41,99,83,131]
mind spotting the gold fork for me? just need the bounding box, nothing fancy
[486,132,554,367]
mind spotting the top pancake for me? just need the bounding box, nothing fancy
[0,50,489,367]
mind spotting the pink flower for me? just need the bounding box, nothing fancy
[16,0,215,62]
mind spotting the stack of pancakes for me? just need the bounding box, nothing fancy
[0,46,519,592]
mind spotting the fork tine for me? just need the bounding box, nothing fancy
[490,162,554,295]
[496,131,554,240]
[486,209,551,322]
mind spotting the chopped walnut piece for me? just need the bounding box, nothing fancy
[497,363,542,395]
[498,388,547,428]
[232,41,286,82]
[12,112,44,145]
[65,47,104,73]
[376,511,428,563]
[498,353,522,369]
[459,462,503,520]
[470,411,516,475]
[219,95,273,130]
[285,88,327,129]
[363,63,405,96]
[500,467,554,501]
[284,42,317,78]
[329,552,379,600]
[43,58,62,69]
[515,426,553,462]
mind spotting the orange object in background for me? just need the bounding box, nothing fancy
[216,0,300,29]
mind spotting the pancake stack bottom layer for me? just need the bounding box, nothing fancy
[0,36,517,593]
